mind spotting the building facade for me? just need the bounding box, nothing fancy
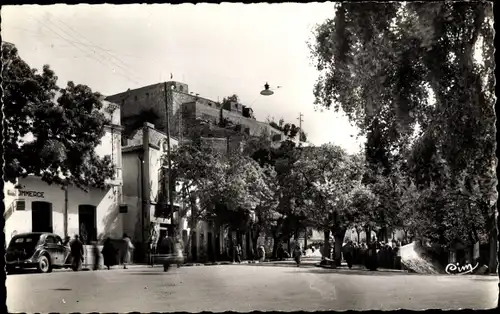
[121,122,218,262]
[4,99,124,246]
[105,81,283,143]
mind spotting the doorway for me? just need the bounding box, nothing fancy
[78,205,97,245]
[31,201,53,233]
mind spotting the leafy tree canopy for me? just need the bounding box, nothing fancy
[2,42,115,191]
[309,2,495,245]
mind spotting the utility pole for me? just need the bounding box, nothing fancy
[297,112,304,146]
[163,82,175,237]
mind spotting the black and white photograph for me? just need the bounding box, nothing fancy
[2,1,498,312]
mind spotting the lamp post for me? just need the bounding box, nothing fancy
[260,82,282,96]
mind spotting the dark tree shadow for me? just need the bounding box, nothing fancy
[290,268,428,277]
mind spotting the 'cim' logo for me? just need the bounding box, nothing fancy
[445,262,479,275]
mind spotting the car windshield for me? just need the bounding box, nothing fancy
[9,234,42,249]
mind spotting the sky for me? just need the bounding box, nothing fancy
[2,3,365,153]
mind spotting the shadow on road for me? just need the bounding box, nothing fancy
[127,271,177,276]
[291,268,422,276]
[241,263,318,268]
[52,288,72,291]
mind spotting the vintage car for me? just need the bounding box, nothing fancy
[6,232,72,274]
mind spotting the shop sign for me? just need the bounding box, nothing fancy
[19,190,45,198]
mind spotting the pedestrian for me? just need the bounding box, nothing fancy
[92,241,100,271]
[122,233,134,269]
[174,235,184,268]
[235,244,242,263]
[258,245,266,262]
[365,242,378,271]
[277,244,286,261]
[343,240,354,269]
[293,243,302,267]
[158,235,174,272]
[102,238,117,270]
[70,235,84,271]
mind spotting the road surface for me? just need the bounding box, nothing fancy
[7,264,498,312]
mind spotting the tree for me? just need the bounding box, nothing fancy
[350,183,380,245]
[243,135,310,257]
[309,2,496,269]
[2,42,115,191]
[295,144,364,265]
[170,141,276,260]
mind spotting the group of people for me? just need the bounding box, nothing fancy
[340,239,403,270]
[64,233,135,271]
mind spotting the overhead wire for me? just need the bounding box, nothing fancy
[7,26,141,58]
[42,11,145,80]
[38,12,144,83]
[27,14,141,86]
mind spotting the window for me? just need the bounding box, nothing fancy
[134,95,138,101]
[146,93,150,98]
[45,236,56,244]
[179,85,184,92]
[16,200,26,211]
[55,236,63,246]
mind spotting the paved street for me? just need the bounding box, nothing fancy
[7,264,497,312]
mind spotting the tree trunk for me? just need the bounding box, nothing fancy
[489,218,498,273]
[214,221,221,262]
[250,227,260,260]
[365,227,372,245]
[185,229,194,262]
[304,226,308,250]
[334,229,346,266]
[272,230,280,259]
[322,230,331,263]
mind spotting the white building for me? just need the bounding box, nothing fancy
[4,99,124,246]
[121,122,217,262]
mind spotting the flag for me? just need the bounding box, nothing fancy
[170,73,173,79]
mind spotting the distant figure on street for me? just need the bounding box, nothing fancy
[293,244,302,267]
[70,235,84,271]
[102,238,117,270]
[174,235,184,268]
[92,241,100,271]
[63,236,71,247]
[365,242,378,271]
[235,244,242,263]
[122,233,134,269]
[343,240,354,269]
[258,245,266,262]
[277,244,286,261]
[158,236,174,272]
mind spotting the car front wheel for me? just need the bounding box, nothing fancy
[38,255,52,273]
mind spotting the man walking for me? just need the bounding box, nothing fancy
[70,235,84,271]
[235,244,242,263]
[293,243,302,267]
[343,240,354,269]
[122,233,134,269]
